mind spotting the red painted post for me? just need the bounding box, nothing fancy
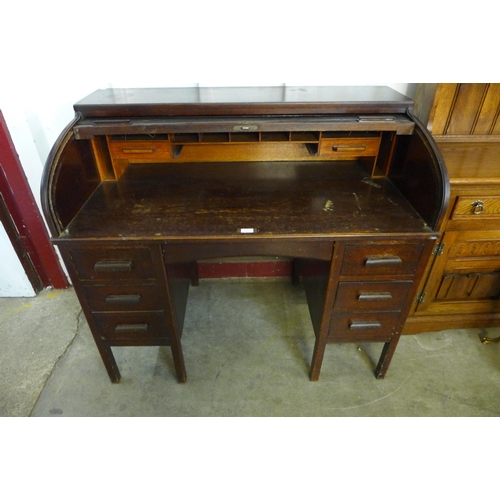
[0,110,68,289]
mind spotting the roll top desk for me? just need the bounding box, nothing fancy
[41,86,449,383]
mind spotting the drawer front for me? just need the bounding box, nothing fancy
[319,137,380,158]
[83,284,163,312]
[451,196,500,220]
[341,243,424,277]
[70,247,157,281]
[334,281,413,312]
[328,312,400,342]
[93,312,169,342]
[108,139,172,162]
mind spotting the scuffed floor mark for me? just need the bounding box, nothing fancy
[327,374,411,410]
[0,303,33,321]
[414,332,454,351]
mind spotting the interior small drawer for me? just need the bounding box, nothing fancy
[451,196,500,220]
[93,311,169,342]
[341,243,424,277]
[319,137,380,158]
[69,247,157,281]
[334,281,413,312]
[108,139,172,161]
[82,284,163,312]
[328,312,400,342]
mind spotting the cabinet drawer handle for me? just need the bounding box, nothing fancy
[357,292,393,301]
[471,200,484,215]
[365,256,402,268]
[105,294,142,305]
[94,260,133,272]
[121,148,156,154]
[114,323,148,334]
[332,145,366,152]
[349,320,382,330]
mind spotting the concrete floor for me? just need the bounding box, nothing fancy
[1,278,500,417]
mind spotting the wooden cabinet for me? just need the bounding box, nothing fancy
[405,83,500,334]
[41,86,448,382]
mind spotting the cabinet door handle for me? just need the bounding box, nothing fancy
[364,256,402,267]
[94,260,133,272]
[114,324,148,334]
[349,320,382,330]
[357,292,393,301]
[105,294,142,305]
[471,200,484,215]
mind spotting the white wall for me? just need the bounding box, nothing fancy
[0,1,493,296]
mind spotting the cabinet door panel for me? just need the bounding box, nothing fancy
[416,231,500,314]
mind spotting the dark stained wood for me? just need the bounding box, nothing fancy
[60,162,431,241]
[74,86,413,117]
[42,86,448,382]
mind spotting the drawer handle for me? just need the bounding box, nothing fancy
[121,147,156,154]
[349,320,382,330]
[357,292,393,301]
[114,323,148,334]
[332,145,366,152]
[105,294,142,305]
[94,260,133,272]
[365,256,403,268]
[471,200,484,215]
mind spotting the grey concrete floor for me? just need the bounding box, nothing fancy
[1,279,500,417]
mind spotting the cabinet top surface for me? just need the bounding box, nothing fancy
[74,86,413,117]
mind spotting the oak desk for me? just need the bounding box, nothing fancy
[42,86,448,383]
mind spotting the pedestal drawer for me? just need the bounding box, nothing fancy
[328,312,400,342]
[70,247,157,281]
[341,243,424,277]
[93,311,169,342]
[334,281,413,312]
[83,284,163,312]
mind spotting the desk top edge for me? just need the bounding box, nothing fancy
[74,86,413,117]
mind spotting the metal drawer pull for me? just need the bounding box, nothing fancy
[105,294,142,305]
[365,256,402,267]
[357,292,393,301]
[332,145,366,151]
[114,323,148,334]
[471,200,484,215]
[121,147,156,154]
[349,320,382,330]
[94,260,133,272]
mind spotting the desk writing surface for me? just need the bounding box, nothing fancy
[64,161,430,240]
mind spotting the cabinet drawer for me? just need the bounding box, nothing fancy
[451,196,500,220]
[334,281,413,312]
[328,312,400,342]
[93,312,169,342]
[70,247,157,281]
[319,137,380,158]
[83,284,163,312]
[108,139,172,162]
[341,243,424,277]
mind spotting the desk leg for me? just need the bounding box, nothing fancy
[94,340,121,383]
[374,335,400,379]
[170,339,187,383]
[309,339,327,381]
